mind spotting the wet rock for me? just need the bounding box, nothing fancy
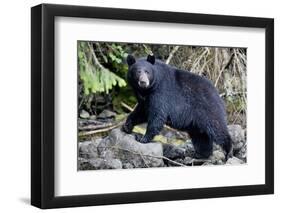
[99,149,115,160]
[78,158,122,170]
[235,142,244,151]
[163,143,185,160]
[209,150,226,164]
[97,128,164,168]
[78,157,92,170]
[235,144,247,161]
[227,125,247,161]
[213,144,222,151]
[202,161,214,166]
[182,142,195,157]
[79,139,101,159]
[89,115,97,120]
[97,109,117,119]
[226,157,244,165]
[87,158,104,169]
[228,125,245,151]
[191,159,211,166]
[80,110,90,119]
[101,158,122,169]
[123,163,134,169]
[183,156,193,165]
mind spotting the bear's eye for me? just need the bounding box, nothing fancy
[144,70,149,74]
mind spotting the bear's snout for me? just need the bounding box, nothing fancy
[138,73,149,88]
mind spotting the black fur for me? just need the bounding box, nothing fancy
[123,55,232,159]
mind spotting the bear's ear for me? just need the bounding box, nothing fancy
[147,54,155,65]
[127,55,136,66]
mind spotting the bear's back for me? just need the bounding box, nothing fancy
[174,68,225,115]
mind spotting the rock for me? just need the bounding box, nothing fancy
[235,144,247,161]
[89,115,97,120]
[101,158,123,169]
[228,125,247,160]
[183,156,193,165]
[234,142,244,151]
[209,150,226,164]
[191,159,210,166]
[202,161,214,166]
[99,149,115,160]
[182,142,195,157]
[228,125,245,151]
[78,157,92,170]
[217,159,224,165]
[97,109,117,119]
[213,144,222,151]
[80,110,90,119]
[87,158,104,169]
[123,163,134,169]
[97,128,164,168]
[226,157,244,165]
[79,139,101,159]
[163,143,185,160]
[79,158,122,170]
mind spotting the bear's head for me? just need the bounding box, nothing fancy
[126,54,156,90]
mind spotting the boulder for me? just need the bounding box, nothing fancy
[228,125,245,151]
[209,150,225,162]
[79,139,101,159]
[78,157,92,170]
[181,142,195,157]
[235,144,247,161]
[122,163,134,169]
[79,110,90,119]
[183,156,193,165]
[226,157,245,165]
[97,128,164,168]
[97,109,117,119]
[162,143,186,160]
[100,158,123,169]
[78,158,122,170]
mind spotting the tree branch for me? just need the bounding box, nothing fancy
[79,122,124,136]
[87,42,105,70]
[166,46,180,64]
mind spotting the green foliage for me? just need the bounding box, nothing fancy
[78,41,127,95]
[108,43,128,64]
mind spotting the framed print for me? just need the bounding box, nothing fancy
[31,4,274,209]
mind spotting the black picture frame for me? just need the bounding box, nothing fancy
[31,3,274,209]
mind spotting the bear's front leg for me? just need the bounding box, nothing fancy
[139,115,166,143]
[122,103,146,134]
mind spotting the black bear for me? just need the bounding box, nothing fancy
[122,54,232,159]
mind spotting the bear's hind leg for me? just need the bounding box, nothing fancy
[220,134,233,160]
[190,133,213,159]
[212,130,233,160]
